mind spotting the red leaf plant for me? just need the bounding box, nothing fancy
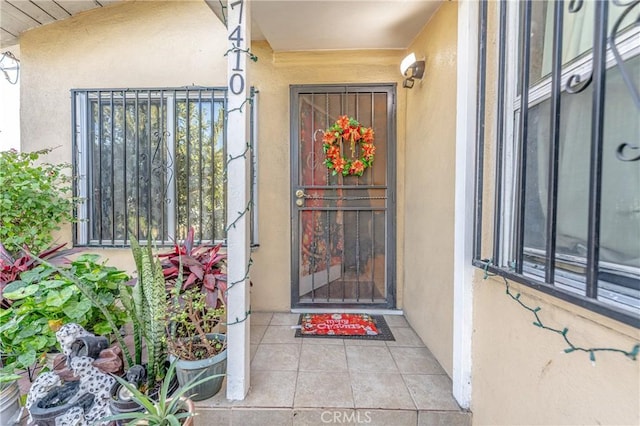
[157,227,227,308]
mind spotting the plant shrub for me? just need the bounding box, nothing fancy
[0,148,74,257]
[0,254,129,374]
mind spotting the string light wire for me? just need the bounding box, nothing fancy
[480,259,639,363]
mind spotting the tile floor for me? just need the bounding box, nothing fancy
[196,312,472,426]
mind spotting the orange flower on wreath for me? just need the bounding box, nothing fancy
[362,143,376,160]
[349,160,365,175]
[322,115,376,177]
[332,157,348,174]
[326,145,340,160]
[323,131,337,145]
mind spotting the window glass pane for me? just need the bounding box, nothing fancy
[534,1,631,84]
[522,54,639,305]
[522,99,549,270]
[601,56,640,270]
[175,97,225,242]
[528,0,549,86]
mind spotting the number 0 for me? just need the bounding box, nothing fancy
[230,73,245,95]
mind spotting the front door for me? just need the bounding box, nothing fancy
[291,85,396,309]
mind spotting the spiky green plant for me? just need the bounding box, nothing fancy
[130,236,168,390]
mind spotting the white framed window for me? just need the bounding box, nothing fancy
[475,0,640,326]
[72,87,258,247]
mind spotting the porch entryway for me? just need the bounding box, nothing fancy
[290,85,397,309]
[195,312,471,426]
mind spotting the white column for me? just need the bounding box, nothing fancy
[452,0,478,410]
[226,0,251,401]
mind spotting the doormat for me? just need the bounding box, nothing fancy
[294,313,395,340]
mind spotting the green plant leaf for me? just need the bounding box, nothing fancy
[63,298,92,319]
[0,373,22,383]
[40,279,67,289]
[45,286,74,307]
[17,350,36,368]
[16,326,37,340]
[3,282,39,300]
[167,415,181,426]
[91,321,112,335]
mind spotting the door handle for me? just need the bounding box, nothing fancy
[295,189,306,199]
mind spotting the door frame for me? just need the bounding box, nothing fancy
[289,83,397,310]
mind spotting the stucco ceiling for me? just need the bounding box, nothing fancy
[1,0,442,50]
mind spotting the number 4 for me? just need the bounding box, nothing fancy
[228,25,243,44]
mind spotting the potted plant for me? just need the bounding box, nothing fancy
[0,373,23,426]
[160,227,228,401]
[101,360,220,426]
[158,227,227,307]
[167,288,227,401]
[109,236,175,418]
[0,248,129,378]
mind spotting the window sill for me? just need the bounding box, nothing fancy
[472,259,640,329]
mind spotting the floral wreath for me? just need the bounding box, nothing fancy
[322,115,375,176]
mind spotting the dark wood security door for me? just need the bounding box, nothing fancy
[291,85,396,308]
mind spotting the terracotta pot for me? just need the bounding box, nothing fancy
[171,397,196,426]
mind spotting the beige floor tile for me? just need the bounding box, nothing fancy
[231,408,293,425]
[250,325,267,345]
[294,371,354,408]
[390,346,446,374]
[363,409,418,426]
[350,372,416,410]
[292,409,354,426]
[261,325,300,344]
[236,370,297,407]
[301,336,345,345]
[299,343,348,372]
[404,375,460,411]
[250,343,258,362]
[346,345,398,373]
[383,315,409,327]
[418,410,472,426]
[251,343,300,371]
[194,377,232,408]
[271,312,301,325]
[343,338,387,346]
[386,326,426,347]
[194,408,231,425]
[251,312,274,326]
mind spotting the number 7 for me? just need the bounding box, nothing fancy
[230,0,244,24]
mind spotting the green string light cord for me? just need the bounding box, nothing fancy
[224,47,259,63]
[221,46,259,328]
[218,0,227,27]
[224,98,253,115]
[480,259,640,363]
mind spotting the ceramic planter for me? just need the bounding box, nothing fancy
[169,333,227,401]
[0,380,22,426]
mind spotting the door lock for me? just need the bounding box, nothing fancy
[295,189,306,199]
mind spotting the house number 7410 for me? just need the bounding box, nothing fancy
[229,0,245,95]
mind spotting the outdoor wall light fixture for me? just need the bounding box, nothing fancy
[400,52,425,89]
[0,51,20,85]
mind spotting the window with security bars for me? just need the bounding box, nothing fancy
[474,0,639,326]
[72,87,257,246]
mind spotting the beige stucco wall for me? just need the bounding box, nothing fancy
[472,271,640,425]
[401,2,458,377]
[19,1,407,312]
